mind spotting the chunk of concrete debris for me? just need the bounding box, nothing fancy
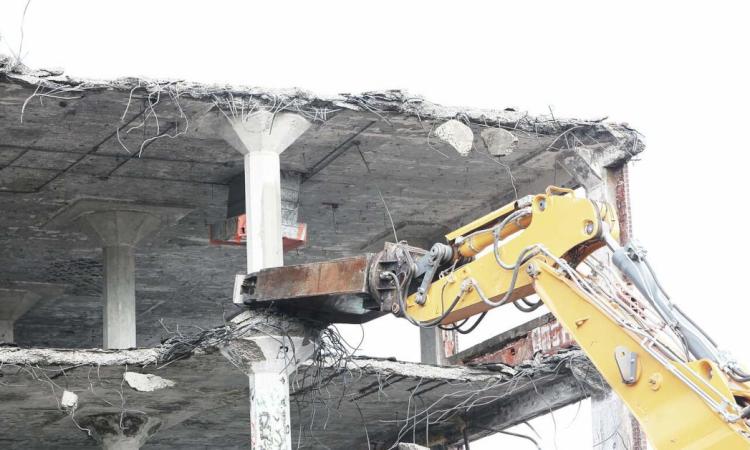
[61,390,78,410]
[398,444,429,450]
[481,127,518,156]
[124,372,175,392]
[435,119,474,156]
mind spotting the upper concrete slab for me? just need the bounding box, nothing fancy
[0,55,644,348]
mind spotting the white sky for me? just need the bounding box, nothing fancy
[1,1,749,449]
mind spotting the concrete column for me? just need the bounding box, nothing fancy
[46,201,190,349]
[247,336,293,449]
[244,150,284,272]
[420,328,457,365]
[220,110,311,274]
[82,210,160,350]
[0,283,65,343]
[220,312,318,450]
[102,245,136,349]
[218,111,311,450]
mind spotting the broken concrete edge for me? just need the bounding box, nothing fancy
[295,348,605,391]
[0,335,603,392]
[0,53,646,148]
[0,308,323,367]
[0,346,163,366]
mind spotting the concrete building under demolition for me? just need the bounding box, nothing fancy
[0,55,645,449]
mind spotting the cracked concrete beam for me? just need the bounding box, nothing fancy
[0,347,162,366]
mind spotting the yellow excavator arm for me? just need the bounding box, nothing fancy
[237,186,750,449]
[399,187,750,449]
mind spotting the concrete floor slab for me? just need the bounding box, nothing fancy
[0,343,597,449]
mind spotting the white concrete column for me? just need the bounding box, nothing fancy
[220,110,311,274]
[218,111,311,450]
[220,315,317,450]
[247,336,293,449]
[244,150,284,273]
[45,201,190,350]
[82,211,161,350]
[102,245,136,349]
[0,283,64,343]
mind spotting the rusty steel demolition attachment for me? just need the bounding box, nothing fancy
[233,242,435,324]
[232,192,537,324]
[233,193,539,324]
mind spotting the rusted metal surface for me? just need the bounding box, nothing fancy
[249,255,372,302]
[451,314,575,366]
[530,319,575,357]
[464,334,536,366]
[208,214,307,252]
[243,255,386,324]
[442,329,458,360]
[610,163,632,246]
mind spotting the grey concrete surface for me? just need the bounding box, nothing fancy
[0,282,65,342]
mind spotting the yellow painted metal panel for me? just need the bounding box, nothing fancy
[534,261,750,449]
[445,200,518,242]
[407,191,601,322]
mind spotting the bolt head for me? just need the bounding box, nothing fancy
[584,221,594,235]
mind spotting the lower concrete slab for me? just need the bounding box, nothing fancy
[0,339,597,449]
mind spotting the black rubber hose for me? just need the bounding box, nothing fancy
[513,297,543,313]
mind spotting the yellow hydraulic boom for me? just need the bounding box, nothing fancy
[399,187,750,449]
